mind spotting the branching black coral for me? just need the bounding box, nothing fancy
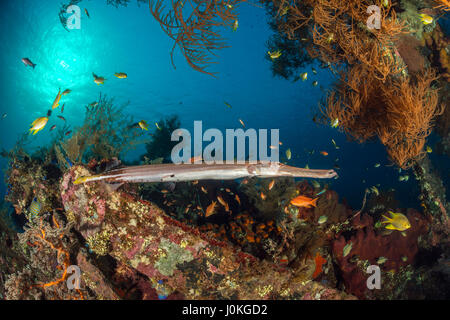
[142,115,181,162]
[57,94,148,164]
[149,0,245,76]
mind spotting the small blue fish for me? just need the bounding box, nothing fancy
[158,294,167,300]
[316,189,327,196]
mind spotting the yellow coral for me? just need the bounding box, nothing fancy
[86,229,111,256]
[256,284,274,298]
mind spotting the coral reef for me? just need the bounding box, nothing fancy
[59,165,355,299]
[4,213,88,300]
[423,22,450,82]
[324,65,442,169]
[412,157,449,247]
[62,94,147,163]
[4,151,62,219]
[150,0,244,76]
[267,0,445,169]
[2,151,448,300]
[263,0,314,80]
[2,0,449,302]
[0,203,27,299]
[332,209,429,299]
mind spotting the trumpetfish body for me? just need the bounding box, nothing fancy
[74,162,337,185]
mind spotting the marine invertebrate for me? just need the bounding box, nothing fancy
[273,0,406,81]
[141,115,181,162]
[149,0,243,76]
[31,216,72,290]
[324,66,443,168]
[56,94,147,164]
[268,0,444,169]
[61,165,355,299]
[5,213,87,300]
[3,144,63,221]
[263,0,313,80]
[434,0,450,11]
[0,203,28,299]
[423,23,450,83]
[394,34,426,74]
[312,252,327,279]
[332,209,429,299]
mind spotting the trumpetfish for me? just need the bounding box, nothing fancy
[74,162,337,185]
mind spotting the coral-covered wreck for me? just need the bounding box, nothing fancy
[1,155,448,300]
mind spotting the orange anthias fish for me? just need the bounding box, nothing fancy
[205,201,217,217]
[51,89,62,109]
[190,155,203,163]
[217,196,230,212]
[320,151,329,156]
[290,195,318,208]
[312,252,327,279]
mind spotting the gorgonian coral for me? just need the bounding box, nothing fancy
[149,0,244,76]
[56,94,147,164]
[267,0,444,168]
[324,66,443,168]
[270,0,407,81]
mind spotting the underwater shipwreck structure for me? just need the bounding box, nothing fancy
[0,0,449,300]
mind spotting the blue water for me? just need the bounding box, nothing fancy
[2,0,445,210]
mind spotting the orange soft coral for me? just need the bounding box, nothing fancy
[28,215,84,299]
[323,65,442,168]
[270,0,443,168]
[274,0,406,81]
[434,0,450,11]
